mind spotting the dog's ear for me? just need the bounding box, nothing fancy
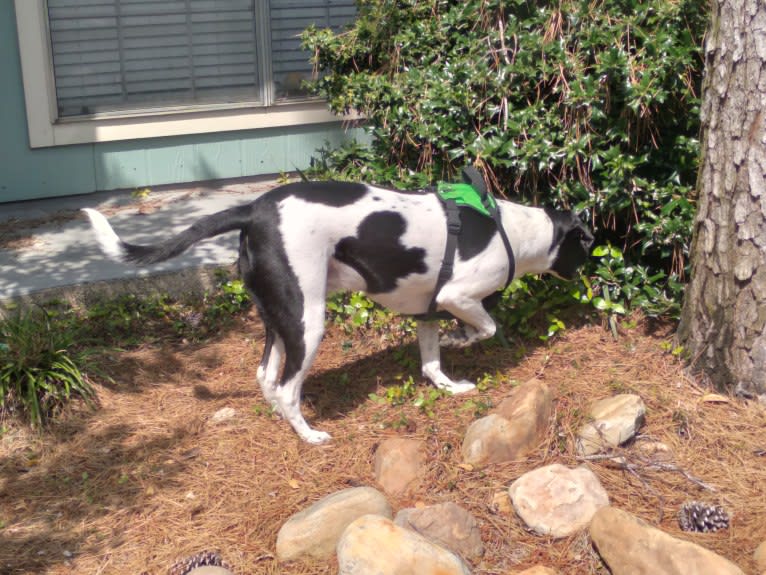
[544,208,594,280]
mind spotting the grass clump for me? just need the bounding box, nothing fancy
[0,308,94,427]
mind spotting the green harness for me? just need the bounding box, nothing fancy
[423,167,516,318]
[435,181,498,219]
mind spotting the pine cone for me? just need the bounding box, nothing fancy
[168,550,230,575]
[677,501,730,532]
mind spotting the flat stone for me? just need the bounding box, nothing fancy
[394,501,484,560]
[374,438,427,496]
[511,567,559,575]
[276,486,392,562]
[187,568,234,575]
[337,514,471,575]
[209,407,236,424]
[590,506,746,575]
[577,394,646,455]
[462,378,553,466]
[508,464,609,538]
[754,540,766,571]
[490,491,513,515]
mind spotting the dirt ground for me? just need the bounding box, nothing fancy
[1,312,764,575]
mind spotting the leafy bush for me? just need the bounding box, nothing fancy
[303,0,707,318]
[0,309,94,427]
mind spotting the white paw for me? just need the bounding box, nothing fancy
[302,429,332,445]
[443,380,477,394]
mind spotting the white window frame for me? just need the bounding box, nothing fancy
[15,0,351,148]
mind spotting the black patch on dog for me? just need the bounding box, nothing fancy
[271,181,368,207]
[456,207,497,261]
[334,211,428,294]
[545,208,594,280]
[238,202,306,385]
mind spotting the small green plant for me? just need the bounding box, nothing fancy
[461,397,493,418]
[412,388,448,417]
[0,309,94,427]
[327,291,376,329]
[375,375,418,407]
[391,347,417,371]
[476,372,503,392]
[131,187,151,200]
[491,277,585,342]
[660,341,686,357]
[207,270,251,317]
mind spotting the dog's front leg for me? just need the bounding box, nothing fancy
[416,321,476,394]
[435,292,497,348]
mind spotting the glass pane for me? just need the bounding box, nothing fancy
[269,0,356,101]
[48,0,261,116]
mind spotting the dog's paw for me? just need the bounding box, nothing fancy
[302,429,332,445]
[443,379,477,394]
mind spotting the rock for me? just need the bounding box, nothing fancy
[508,464,609,538]
[636,440,673,460]
[490,491,513,515]
[577,394,646,456]
[511,567,559,575]
[754,540,766,571]
[374,438,427,496]
[276,486,392,562]
[394,502,483,560]
[590,506,746,575]
[337,514,471,575]
[462,378,553,466]
[209,407,236,424]
[187,568,234,575]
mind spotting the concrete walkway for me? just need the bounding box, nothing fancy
[0,177,277,304]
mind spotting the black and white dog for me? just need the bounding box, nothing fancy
[83,181,592,444]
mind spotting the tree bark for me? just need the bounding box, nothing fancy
[677,0,766,397]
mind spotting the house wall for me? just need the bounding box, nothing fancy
[0,0,361,204]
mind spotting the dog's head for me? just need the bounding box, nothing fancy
[544,207,594,280]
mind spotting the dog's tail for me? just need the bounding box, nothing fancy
[82,204,254,265]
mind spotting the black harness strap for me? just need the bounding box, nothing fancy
[427,198,461,315]
[461,166,516,290]
[490,204,515,289]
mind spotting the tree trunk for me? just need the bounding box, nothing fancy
[677,0,766,398]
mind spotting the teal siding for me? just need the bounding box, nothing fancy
[0,0,361,204]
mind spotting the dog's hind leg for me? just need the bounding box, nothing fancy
[256,329,283,413]
[273,299,331,444]
[417,321,476,394]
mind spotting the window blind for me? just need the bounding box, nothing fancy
[48,0,260,116]
[47,0,355,117]
[269,0,356,99]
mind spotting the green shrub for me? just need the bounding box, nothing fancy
[303,0,707,319]
[0,309,94,427]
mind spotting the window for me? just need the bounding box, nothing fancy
[16,0,356,147]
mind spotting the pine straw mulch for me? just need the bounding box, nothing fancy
[1,313,765,575]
